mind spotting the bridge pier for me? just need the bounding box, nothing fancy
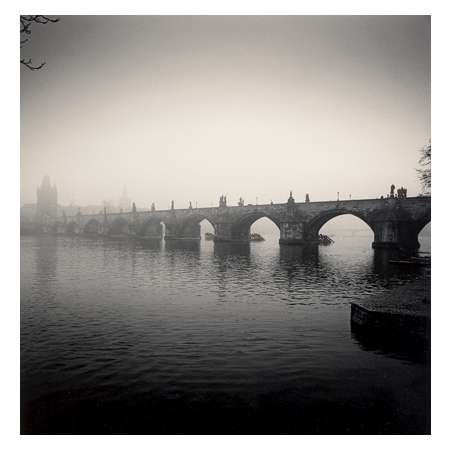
[371,220,420,250]
[213,222,252,243]
[164,221,201,241]
[279,222,309,245]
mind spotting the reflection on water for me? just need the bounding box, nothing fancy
[21,234,430,434]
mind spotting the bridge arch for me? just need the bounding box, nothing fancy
[415,209,431,235]
[139,217,164,239]
[418,220,431,235]
[306,210,374,240]
[179,214,217,234]
[173,213,217,240]
[416,208,431,251]
[199,218,216,238]
[231,212,281,241]
[83,218,102,235]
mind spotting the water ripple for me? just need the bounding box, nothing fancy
[20,234,430,433]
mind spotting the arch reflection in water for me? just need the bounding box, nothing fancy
[279,245,319,265]
[371,249,430,283]
[213,241,251,259]
[277,245,320,288]
[164,239,201,253]
[135,238,162,252]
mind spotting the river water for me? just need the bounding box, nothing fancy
[20,233,430,434]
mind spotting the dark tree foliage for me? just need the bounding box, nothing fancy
[20,15,59,70]
[417,141,431,194]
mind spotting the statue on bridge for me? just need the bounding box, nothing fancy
[151,202,155,212]
[132,202,137,214]
[390,184,395,198]
[219,195,227,208]
[287,191,295,206]
[287,191,296,214]
[397,187,407,198]
[189,201,193,209]
[305,193,310,203]
[171,200,174,210]
[238,197,244,207]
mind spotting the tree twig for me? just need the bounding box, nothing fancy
[20,15,59,70]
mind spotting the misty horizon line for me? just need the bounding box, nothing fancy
[22,175,426,211]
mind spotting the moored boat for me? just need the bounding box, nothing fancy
[389,258,430,266]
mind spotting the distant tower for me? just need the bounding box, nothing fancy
[119,187,131,211]
[36,175,57,221]
[305,193,310,203]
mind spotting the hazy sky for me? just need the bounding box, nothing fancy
[21,15,430,208]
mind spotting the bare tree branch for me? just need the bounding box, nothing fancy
[20,58,46,70]
[20,15,59,70]
[417,141,431,195]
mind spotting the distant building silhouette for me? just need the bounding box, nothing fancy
[119,187,131,212]
[36,175,57,221]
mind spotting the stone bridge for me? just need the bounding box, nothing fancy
[41,194,431,250]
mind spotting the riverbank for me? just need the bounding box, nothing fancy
[351,277,430,339]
